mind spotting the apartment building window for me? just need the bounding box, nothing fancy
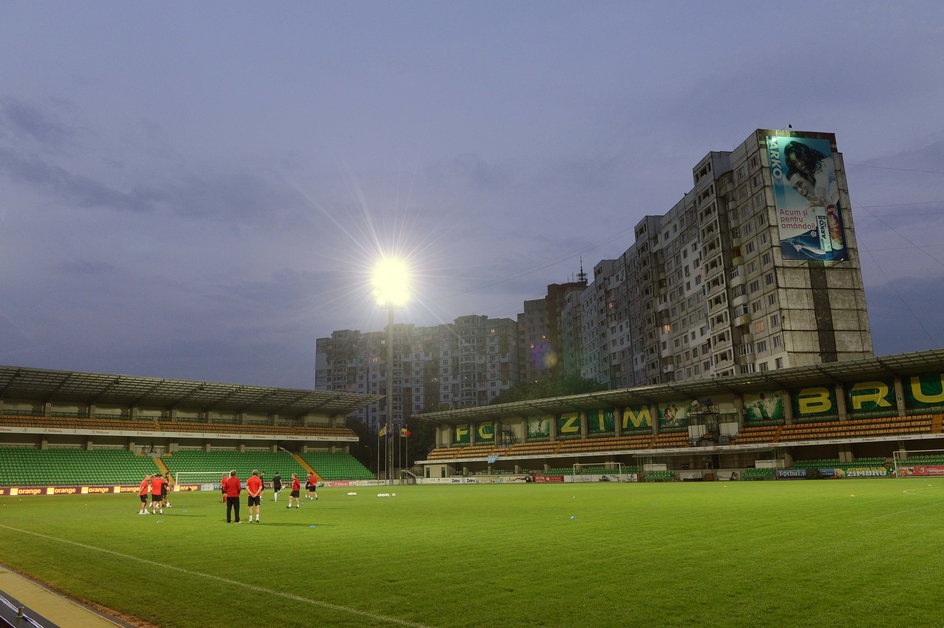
[765,272,775,286]
[752,300,763,313]
[767,293,777,306]
[754,320,765,334]
[775,357,784,369]
[762,252,771,266]
[748,280,760,293]
[756,340,768,353]
[745,241,755,254]
[770,314,780,327]
[773,334,783,348]
[759,362,769,372]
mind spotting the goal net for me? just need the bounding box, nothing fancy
[572,462,630,483]
[174,471,231,490]
[892,449,944,478]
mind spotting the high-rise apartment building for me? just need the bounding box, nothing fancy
[316,315,517,431]
[318,129,873,419]
[561,129,872,386]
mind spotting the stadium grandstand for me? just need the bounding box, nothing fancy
[413,348,944,482]
[6,349,944,490]
[0,365,382,492]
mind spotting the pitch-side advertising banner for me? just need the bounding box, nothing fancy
[767,135,847,261]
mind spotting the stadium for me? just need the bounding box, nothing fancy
[2,350,944,627]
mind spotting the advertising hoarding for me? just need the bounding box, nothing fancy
[767,135,847,261]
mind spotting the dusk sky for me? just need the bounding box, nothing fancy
[2,2,943,389]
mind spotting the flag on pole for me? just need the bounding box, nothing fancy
[378,425,387,438]
[400,428,411,437]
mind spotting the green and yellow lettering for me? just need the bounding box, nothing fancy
[798,387,832,414]
[559,412,580,434]
[454,424,470,443]
[909,374,944,404]
[622,406,652,429]
[849,381,892,410]
[477,422,494,440]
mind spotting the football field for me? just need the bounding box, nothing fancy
[1,480,942,627]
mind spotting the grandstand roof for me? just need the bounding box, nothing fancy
[0,365,382,418]
[414,348,944,424]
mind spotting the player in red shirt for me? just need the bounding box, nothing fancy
[246,469,263,523]
[150,473,166,514]
[287,473,301,508]
[137,474,151,515]
[222,470,242,523]
[305,472,318,501]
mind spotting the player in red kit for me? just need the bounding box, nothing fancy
[246,469,263,523]
[137,474,151,515]
[222,470,242,523]
[150,473,166,514]
[287,473,301,508]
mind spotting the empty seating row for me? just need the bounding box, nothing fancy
[0,414,354,438]
[301,452,375,480]
[162,450,306,482]
[0,447,160,486]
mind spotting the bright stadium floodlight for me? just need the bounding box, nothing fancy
[372,255,411,485]
[372,257,411,307]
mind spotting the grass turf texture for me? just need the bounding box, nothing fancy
[1,480,942,627]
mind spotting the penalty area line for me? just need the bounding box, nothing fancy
[0,523,432,628]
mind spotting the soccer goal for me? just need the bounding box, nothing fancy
[572,462,630,483]
[892,449,944,478]
[174,471,231,490]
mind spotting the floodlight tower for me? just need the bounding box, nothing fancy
[372,257,410,486]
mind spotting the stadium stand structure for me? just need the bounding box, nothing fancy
[0,447,160,487]
[0,365,381,488]
[6,351,944,485]
[301,452,375,480]
[162,450,307,482]
[414,350,944,480]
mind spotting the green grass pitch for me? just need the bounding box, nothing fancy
[1,480,942,627]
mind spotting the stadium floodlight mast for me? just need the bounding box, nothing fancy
[372,256,410,486]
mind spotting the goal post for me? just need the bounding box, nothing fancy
[174,471,231,490]
[572,462,629,483]
[892,449,944,478]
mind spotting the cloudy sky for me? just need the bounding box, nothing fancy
[2,1,943,389]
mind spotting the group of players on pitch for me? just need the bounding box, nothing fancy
[137,469,320,523]
[136,473,172,515]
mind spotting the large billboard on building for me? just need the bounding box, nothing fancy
[766,135,847,261]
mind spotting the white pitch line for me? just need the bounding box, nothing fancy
[0,523,432,628]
